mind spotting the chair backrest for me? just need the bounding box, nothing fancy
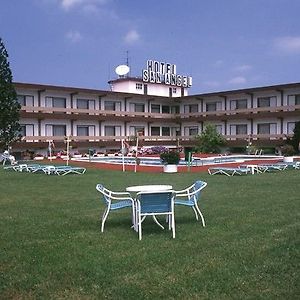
[96,184,112,205]
[137,191,175,214]
[187,180,207,202]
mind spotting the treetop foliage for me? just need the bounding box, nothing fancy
[194,124,226,153]
[0,37,21,150]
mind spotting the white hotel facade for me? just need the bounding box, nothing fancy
[13,61,300,156]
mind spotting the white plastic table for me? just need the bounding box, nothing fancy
[126,184,173,192]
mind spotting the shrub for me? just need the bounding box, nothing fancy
[160,151,180,165]
[280,144,296,156]
[194,124,226,153]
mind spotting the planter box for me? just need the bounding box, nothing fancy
[60,155,69,159]
[34,156,44,160]
[283,156,294,162]
[163,164,178,173]
[48,156,57,160]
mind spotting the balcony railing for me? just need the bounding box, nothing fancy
[20,104,300,121]
[20,134,291,144]
[20,106,175,119]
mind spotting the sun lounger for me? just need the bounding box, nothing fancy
[258,163,288,172]
[54,165,86,176]
[208,166,250,176]
[282,161,300,169]
[4,163,28,172]
[26,164,45,173]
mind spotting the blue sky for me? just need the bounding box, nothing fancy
[1,0,300,94]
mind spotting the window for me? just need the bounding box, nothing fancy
[206,102,216,111]
[215,125,222,134]
[20,124,34,137]
[171,106,180,114]
[18,95,26,106]
[150,127,160,136]
[257,96,276,107]
[129,126,145,136]
[134,103,145,112]
[77,98,95,109]
[20,125,26,136]
[105,101,115,111]
[184,104,198,113]
[104,126,121,136]
[287,122,295,134]
[136,83,143,90]
[230,99,247,110]
[105,101,121,111]
[151,104,160,113]
[53,125,66,136]
[287,94,300,105]
[76,125,95,136]
[77,126,89,136]
[206,102,222,112]
[17,95,34,106]
[162,105,170,114]
[257,123,277,134]
[184,126,198,136]
[230,124,247,135]
[46,97,66,108]
[162,127,170,136]
[77,99,89,109]
[172,88,177,94]
[45,125,66,136]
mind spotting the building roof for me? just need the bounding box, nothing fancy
[13,82,170,101]
[184,82,300,99]
[14,81,300,100]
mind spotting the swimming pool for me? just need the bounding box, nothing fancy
[72,154,281,167]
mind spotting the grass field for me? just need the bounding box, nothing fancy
[0,166,299,299]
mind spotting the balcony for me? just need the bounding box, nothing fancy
[15,133,291,150]
[20,106,175,122]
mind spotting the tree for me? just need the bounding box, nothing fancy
[0,37,21,150]
[289,121,300,153]
[194,124,226,153]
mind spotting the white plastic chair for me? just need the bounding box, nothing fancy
[136,190,176,240]
[174,180,207,226]
[96,184,135,233]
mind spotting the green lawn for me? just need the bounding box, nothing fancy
[0,167,299,299]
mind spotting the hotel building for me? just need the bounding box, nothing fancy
[12,61,300,157]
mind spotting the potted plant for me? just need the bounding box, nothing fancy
[160,150,181,173]
[280,144,296,162]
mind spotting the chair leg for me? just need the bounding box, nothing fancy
[194,203,205,227]
[138,213,142,240]
[101,207,110,232]
[171,212,175,238]
[192,206,199,220]
[152,216,165,229]
[131,205,137,231]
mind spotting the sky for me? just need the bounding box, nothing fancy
[1,0,300,94]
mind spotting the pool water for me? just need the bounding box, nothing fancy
[73,154,281,167]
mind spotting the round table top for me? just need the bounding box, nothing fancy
[126,184,173,192]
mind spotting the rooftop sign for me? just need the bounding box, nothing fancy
[142,60,192,88]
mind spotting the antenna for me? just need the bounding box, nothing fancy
[126,50,129,66]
